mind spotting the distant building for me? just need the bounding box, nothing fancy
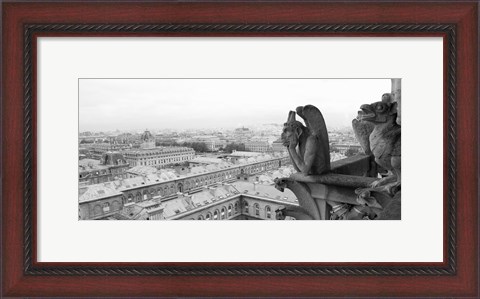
[191,135,227,151]
[233,127,253,143]
[330,143,362,154]
[139,129,156,149]
[78,152,129,186]
[244,140,271,152]
[123,130,195,168]
[123,146,195,168]
[83,142,131,159]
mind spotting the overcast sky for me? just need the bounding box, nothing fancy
[79,79,391,132]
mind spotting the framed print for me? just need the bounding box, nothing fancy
[2,1,478,297]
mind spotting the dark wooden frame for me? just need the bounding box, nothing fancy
[2,1,478,297]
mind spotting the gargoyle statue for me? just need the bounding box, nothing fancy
[281,105,330,175]
[353,93,401,194]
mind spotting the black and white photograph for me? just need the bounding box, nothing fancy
[78,78,401,220]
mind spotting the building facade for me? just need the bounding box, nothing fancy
[83,142,131,159]
[232,127,253,143]
[121,130,195,168]
[79,155,291,220]
[167,193,297,220]
[191,136,227,152]
[244,140,271,152]
[123,146,195,168]
[330,143,362,153]
[79,183,298,221]
[78,152,129,186]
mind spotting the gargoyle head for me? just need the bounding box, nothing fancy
[275,206,286,220]
[357,94,398,123]
[281,111,305,147]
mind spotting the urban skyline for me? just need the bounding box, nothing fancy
[79,78,391,132]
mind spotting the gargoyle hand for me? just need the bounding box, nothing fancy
[355,188,383,209]
[281,135,289,147]
[274,178,287,192]
[288,139,298,149]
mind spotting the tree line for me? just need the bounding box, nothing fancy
[156,141,246,153]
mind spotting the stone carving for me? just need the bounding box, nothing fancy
[275,96,401,220]
[354,93,401,194]
[281,105,330,175]
[328,202,374,220]
[275,205,315,220]
[352,119,374,155]
[356,188,401,220]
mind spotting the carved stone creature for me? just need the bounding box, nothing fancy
[377,191,401,220]
[356,189,401,220]
[275,205,315,220]
[328,202,374,220]
[354,94,401,194]
[281,105,330,175]
[352,119,374,155]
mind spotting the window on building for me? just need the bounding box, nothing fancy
[221,207,226,219]
[102,202,110,213]
[206,213,211,220]
[214,210,219,220]
[244,202,249,214]
[254,203,260,216]
[234,202,238,213]
[228,205,232,217]
[266,206,271,219]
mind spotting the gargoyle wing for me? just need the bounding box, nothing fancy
[352,119,374,155]
[296,105,330,174]
[382,126,401,157]
[296,105,327,138]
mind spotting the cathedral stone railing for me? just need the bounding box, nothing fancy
[275,154,381,220]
